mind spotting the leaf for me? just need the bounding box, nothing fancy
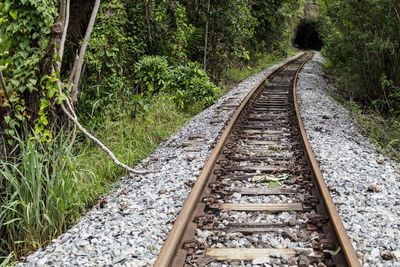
[268,181,281,188]
[324,247,341,256]
[251,173,291,183]
[4,115,11,124]
[9,10,18,20]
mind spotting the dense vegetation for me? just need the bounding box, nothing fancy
[318,0,400,157]
[0,0,305,262]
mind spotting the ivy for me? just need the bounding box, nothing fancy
[0,0,57,139]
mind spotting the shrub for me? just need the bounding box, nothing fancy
[134,56,221,111]
[134,56,171,96]
[318,0,400,111]
[170,62,221,110]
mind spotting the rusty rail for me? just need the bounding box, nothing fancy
[154,52,361,267]
[292,54,361,267]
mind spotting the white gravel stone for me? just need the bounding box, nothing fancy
[18,54,303,267]
[252,256,270,264]
[297,53,400,267]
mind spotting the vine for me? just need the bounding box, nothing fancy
[0,0,57,141]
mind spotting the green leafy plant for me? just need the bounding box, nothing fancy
[134,56,220,111]
[0,0,57,136]
[134,56,171,96]
[170,62,220,110]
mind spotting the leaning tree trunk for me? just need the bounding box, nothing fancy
[70,0,100,104]
[203,0,210,71]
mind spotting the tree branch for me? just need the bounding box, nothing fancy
[57,0,70,71]
[394,5,400,24]
[59,90,145,174]
[71,0,100,103]
[68,54,79,85]
[203,0,210,71]
[0,70,11,103]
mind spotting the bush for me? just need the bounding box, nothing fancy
[318,0,400,112]
[134,56,171,96]
[170,62,221,110]
[134,56,221,111]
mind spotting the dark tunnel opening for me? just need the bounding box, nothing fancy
[294,20,323,51]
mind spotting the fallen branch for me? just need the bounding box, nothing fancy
[59,94,140,173]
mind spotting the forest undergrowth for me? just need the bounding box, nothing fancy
[318,0,400,160]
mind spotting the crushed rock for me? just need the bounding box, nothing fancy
[297,53,400,267]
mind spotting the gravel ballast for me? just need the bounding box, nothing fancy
[19,54,303,267]
[297,53,400,267]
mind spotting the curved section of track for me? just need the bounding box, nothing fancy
[155,53,360,267]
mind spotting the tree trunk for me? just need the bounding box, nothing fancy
[203,0,210,71]
[71,0,101,104]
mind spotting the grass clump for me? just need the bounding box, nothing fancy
[344,101,400,160]
[0,131,83,259]
[76,96,191,185]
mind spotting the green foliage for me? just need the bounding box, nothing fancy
[380,75,400,116]
[123,0,194,60]
[0,0,57,135]
[170,62,220,110]
[0,0,56,93]
[80,0,132,116]
[0,130,83,260]
[166,2,195,61]
[210,0,256,61]
[192,0,258,79]
[79,96,190,181]
[225,51,297,85]
[250,0,305,53]
[0,97,190,261]
[318,0,400,112]
[134,56,171,96]
[134,56,220,111]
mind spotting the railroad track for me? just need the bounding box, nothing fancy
[155,53,360,267]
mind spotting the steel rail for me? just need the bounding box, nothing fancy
[155,52,361,267]
[292,54,361,267]
[154,53,305,267]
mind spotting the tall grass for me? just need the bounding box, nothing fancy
[345,101,400,160]
[0,130,83,260]
[0,96,190,263]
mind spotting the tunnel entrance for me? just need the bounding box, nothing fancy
[294,20,323,50]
